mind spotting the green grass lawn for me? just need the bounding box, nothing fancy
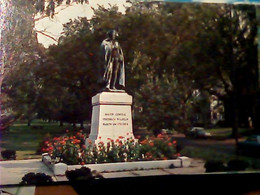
[205,127,257,139]
[0,120,86,160]
[180,146,260,171]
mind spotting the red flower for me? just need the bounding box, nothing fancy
[89,52,94,56]
[99,136,102,139]
[81,161,85,165]
[66,130,69,133]
[149,142,154,147]
[118,136,124,139]
[168,142,173,147]
[99,141,104,145]
[80,130,83,133]
[82,145,86,149]
[140,139,148,145]
[88,140,92,144]
[176,153,181,157]
[172,140,177,145]
[157,134,163,138]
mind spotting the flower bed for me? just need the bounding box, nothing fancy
[39,130,180,165]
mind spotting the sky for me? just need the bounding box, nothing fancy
[35,0,130,47]
[170,0,260,3]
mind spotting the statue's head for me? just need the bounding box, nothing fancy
[107,30,118,40]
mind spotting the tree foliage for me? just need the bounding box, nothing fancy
[3,2,259,132]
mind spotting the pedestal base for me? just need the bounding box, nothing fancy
[86,92,136,146]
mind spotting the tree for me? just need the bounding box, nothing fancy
[0,0,90,124]
[2,1,258,134]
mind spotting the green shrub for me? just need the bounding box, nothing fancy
[39,131,178,165]
[20,172,53,184]
[65,167,103,181]
[204,160,226,172]
[227,159,249,171]
[1,150,16,160]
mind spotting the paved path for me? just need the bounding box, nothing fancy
[2,158,260,195]
[0,158,205,185]
[0,159,54,185]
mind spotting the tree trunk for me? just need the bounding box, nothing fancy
[28,120,31,127]
[60,120,63,127]
[80,121,84,129]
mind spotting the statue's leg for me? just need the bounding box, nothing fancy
[106,63,113,89]
[111,60,119,90]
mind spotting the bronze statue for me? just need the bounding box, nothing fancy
[100,30,125,91]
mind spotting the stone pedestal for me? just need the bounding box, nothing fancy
[86,92,135,145]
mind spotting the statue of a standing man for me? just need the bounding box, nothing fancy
[100,30,125,91]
